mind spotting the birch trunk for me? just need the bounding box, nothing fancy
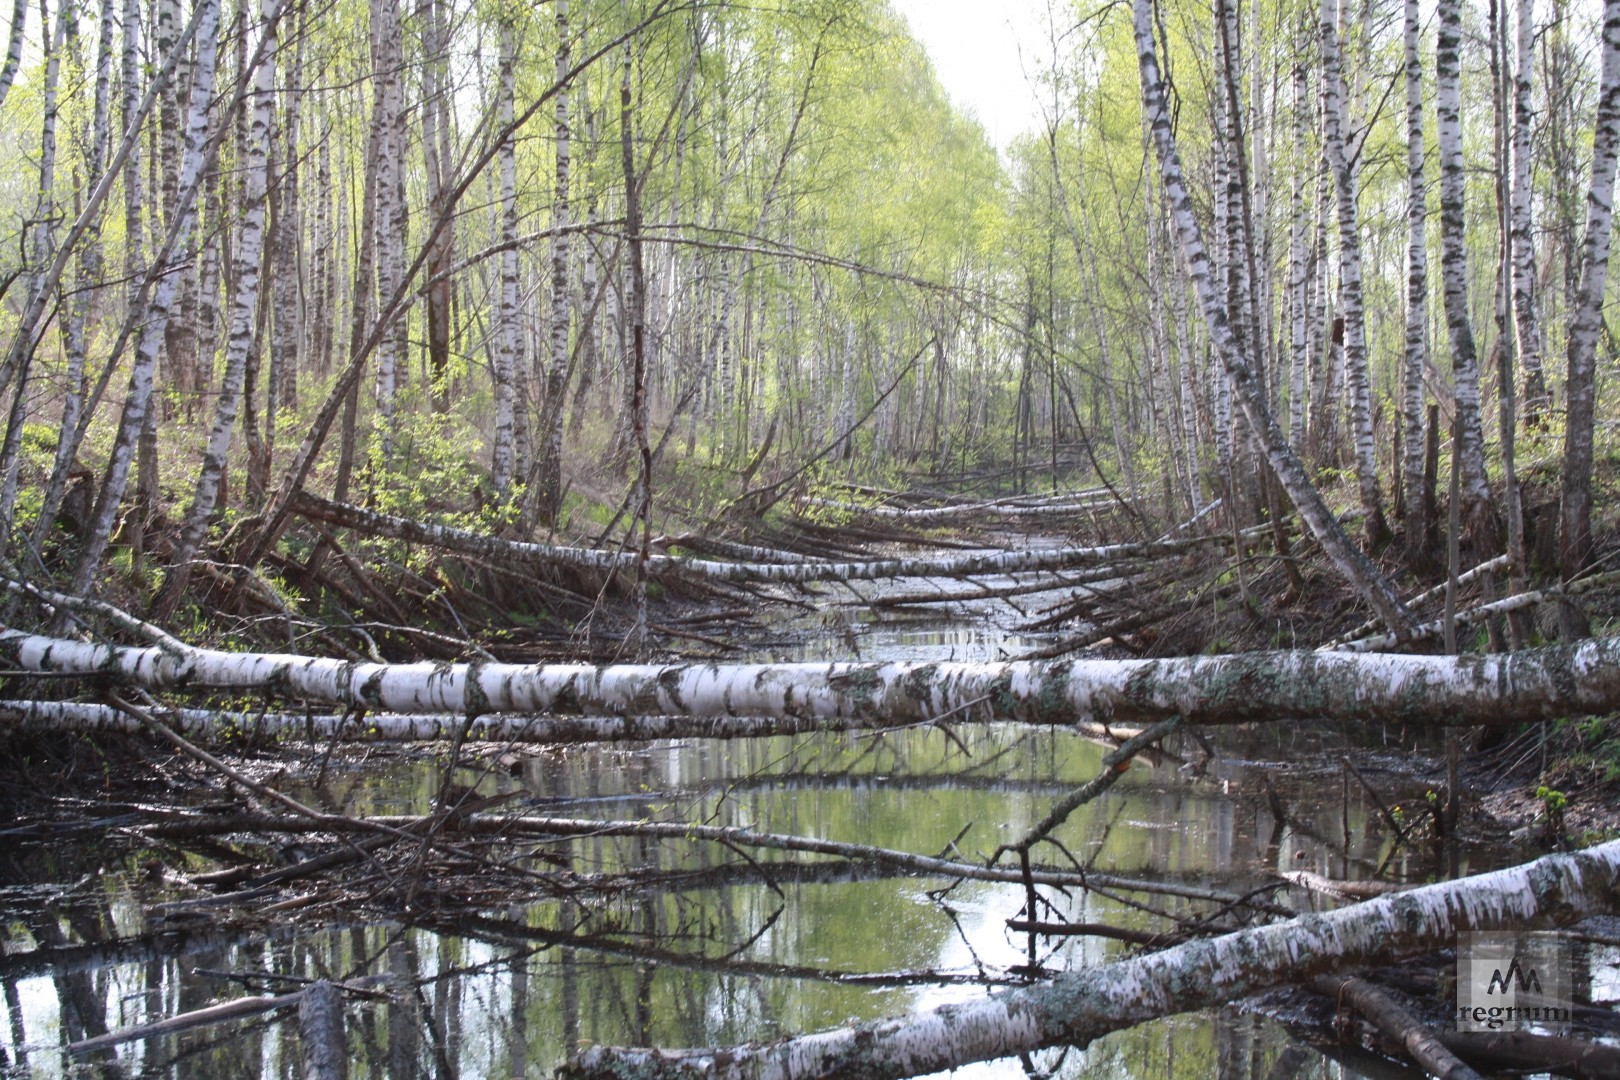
[368,0,405,467]
[535,0,571,526]
[1559,0,1620,632]
[68,0,220,598]
[1287,61,1309,450]
[1135,0,1414,637]
[1321,0,1387,547]
[151,0,277,621]
[418,0,452,414]
[20,0,209,552]
[560,841,1620,1080]
[29,0,114,552]
[1402,0,1430,560]
[1436,0,1495,542]
[268,0,303,424]
[490,20,522,499]
[14,622,1620,729]
[1512,0,1550,426]
[620,35,653,649]
[290,492,1237,582]
[0,0,67,534]
[0,0,24,109]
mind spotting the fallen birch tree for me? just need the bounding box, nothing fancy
[558,839,1620,1080]
[0,699,1144,745]
[289,491,1239,584]
[9,626,1620,728]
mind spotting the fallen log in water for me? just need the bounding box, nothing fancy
[558,839,1620,1080]
[290,490,1238,584]
[1310,975,1484,1080]
[0,699,1141,744]
[10,626,1620,728]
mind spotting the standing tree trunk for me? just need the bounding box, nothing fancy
[68,0,221,598]
[1512,0,1551,427]
[1436,0,1497,548]
[368,0,405,471]
[620,36,652,651]
[490,17,524,501]
[28,0,114,553]
[1321,0,1389,548]
[0,0,26,110]
[267,0,304,454]
[1559,0,1620,637]
[1135,0,1415,638]
[1287,59,1310,452]
[535,0,572,526]
[0,0,67,536]
[418,0,452,415]
[151,0,277,621]
[1401,0,1430,562]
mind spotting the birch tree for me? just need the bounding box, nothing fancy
[1436,0,1495,544]
[151,0,279,621]
[1401,0,1430,559]
[14,619,1620,728]
[1512,0,1551,425]
[368,0,406,467]
[1321,0,1388,547]
[1134,0,1415,637]
[0,0,24,109]
[1559,0,1620,635]
[0,0,68,533]
[67,0,221,598]
[535,0,572,526]
[560,840,1620,1080]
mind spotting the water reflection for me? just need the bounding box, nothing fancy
[3,714,1466,1079]
[0,568,1517,1079]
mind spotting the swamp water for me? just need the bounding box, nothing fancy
[0,572,1517,1078]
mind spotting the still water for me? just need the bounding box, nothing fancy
[0,576,1480,1078]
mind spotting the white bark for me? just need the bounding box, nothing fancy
[536,0,571,524]
[491,20,521,498]
[0,0,68,531]
[1512,0,1550,422]
[1402,0,1429,550]
[1436,0,1493,520]
[799,494,1112,524]
[1288,62,1309,450]
[1134,0,1415,637]
[561,840,1620,1080]
[11,624,1620,729]
[369,0,405,465]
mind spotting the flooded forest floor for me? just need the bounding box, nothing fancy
[3,482,1619,1080]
